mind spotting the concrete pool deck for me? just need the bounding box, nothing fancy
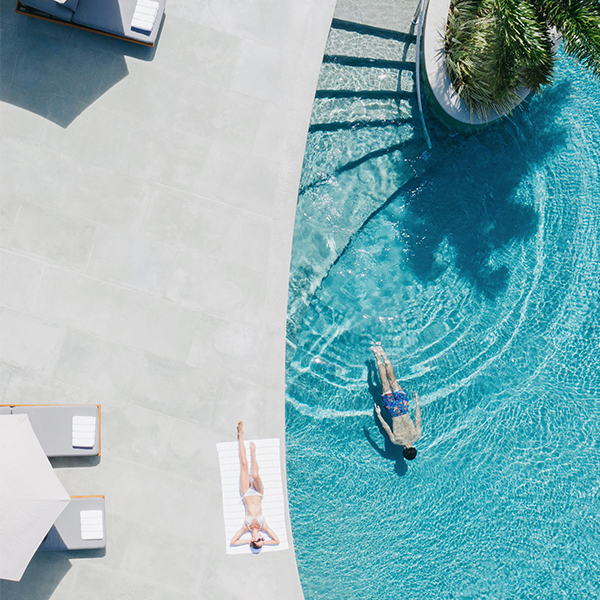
[0,0,337,597]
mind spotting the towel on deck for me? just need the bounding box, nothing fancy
[80,510,104,540]
[217,438,288,554]
[131,0,159,32]
[72,416,96,448]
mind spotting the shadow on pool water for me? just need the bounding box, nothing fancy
[386,81,571,299]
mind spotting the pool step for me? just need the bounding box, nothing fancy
[304,17,420,191]
[288,15,428,332]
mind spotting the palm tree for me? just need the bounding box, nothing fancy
[444,0,600,119]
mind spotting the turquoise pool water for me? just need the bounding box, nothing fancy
[286,38,600,600]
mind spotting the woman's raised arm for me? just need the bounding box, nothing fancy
[230,525,249,545]
[262,523,280,545]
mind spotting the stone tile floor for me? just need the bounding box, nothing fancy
[0,0,336,597]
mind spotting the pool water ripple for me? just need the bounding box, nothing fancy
[287,44,600,600]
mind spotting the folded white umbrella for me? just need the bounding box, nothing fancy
[0,414,70,582]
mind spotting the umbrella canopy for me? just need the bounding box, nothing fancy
[0,414,70,582]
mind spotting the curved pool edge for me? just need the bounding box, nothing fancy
[262,3,340,598]
[0,0,339,597]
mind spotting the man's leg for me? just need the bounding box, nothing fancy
[371,344,392,395]
[238,421,250,495]
[379,347,403,393]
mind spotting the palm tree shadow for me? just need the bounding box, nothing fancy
[388,82,572,299]
[364,359,407,477]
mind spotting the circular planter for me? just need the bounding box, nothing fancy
[422,0,530,127]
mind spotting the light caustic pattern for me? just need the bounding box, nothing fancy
[286,53,600,600]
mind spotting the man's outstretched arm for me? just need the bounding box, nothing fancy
[375,404,395,443]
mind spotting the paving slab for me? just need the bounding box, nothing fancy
[0,0,337,597]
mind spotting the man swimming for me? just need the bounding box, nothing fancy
[370,343,422,460]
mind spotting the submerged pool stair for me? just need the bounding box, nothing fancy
[288,17,431,342]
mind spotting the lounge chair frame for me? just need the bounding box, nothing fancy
[15,1,159,47]
[39,495,107,551]
[0,403,101,456]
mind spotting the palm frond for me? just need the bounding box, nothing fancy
[444,0,555,119]
[533,0,600,76]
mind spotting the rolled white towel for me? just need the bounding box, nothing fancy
[131,0,159,32]
[135,5,157,16]
[72,416,96,448]
[80,510,104,540]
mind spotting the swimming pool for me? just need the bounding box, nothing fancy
[286,21,600,600]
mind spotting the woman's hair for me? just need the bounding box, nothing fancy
[403,446,417,460]
[250,540,263,549]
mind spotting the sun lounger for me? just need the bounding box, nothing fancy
[15,0,166,47]
[4,404,101,457]
[38,496,106,551]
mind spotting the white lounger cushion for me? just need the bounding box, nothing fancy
[39,496,106,550]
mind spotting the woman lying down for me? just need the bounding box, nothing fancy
[230,421,280,549]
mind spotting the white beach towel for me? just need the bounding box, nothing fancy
[217,438,288,554]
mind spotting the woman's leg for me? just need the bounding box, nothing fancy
[237,421,250,495]
[249,442,264,495]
